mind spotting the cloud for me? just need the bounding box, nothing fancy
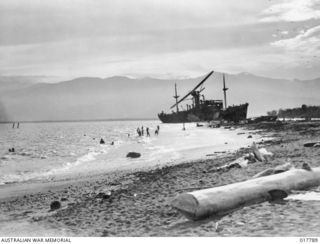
[1,0,320,80]
[261,0,320,22]
[271,25,320,53]
[269,25,320,75]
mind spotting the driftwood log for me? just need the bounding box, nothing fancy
[171,167,320,220]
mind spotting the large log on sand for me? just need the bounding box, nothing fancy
[171,167,320,220]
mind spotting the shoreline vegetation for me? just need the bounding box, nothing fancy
[267,105,320,119]
[1,121,320,236]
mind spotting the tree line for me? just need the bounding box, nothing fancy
[267,105,320,118]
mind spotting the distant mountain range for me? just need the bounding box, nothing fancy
[0,73,319,122]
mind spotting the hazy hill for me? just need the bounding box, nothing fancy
[0,73,319,121]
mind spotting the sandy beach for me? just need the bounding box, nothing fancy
[1,121,320,236]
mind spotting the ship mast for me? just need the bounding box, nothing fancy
[173,83,180,113]
[222,73,228,109]
[170,71,213,109]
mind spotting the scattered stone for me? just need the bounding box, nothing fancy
[314,143,320,148]
[301,163,312,171]
[111,141,114,145]
[237,132,245,135]
[96,192,111,199]
[215,222,223,232]
[268,189,288,201]
[50,200,61,211]
[60,197,68,201]
[8,148,15,153]
[247,135,253,138]
[236,221,245,226]
[100,138,105,144]
[126,152,141,158]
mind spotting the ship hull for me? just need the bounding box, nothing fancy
[158,103,248,123]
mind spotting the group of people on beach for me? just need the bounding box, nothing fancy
[12,122,20,129]
[136,125,160,137]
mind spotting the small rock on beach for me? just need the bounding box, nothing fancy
[126,152,141,158]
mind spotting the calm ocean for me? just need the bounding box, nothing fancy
[0,120,259,185]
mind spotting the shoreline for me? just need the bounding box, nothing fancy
[1,121,320,236]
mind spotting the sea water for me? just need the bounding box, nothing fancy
[0,120,261,185]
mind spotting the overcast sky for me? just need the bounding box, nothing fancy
[0,0,319,80]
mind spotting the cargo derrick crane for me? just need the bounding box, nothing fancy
[170,71,214,111]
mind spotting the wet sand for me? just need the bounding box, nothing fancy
[1,121,320,236]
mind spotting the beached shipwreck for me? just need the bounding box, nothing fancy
[158,71,248,123]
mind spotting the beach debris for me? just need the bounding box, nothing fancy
[237,159,249,168]
[244,153,256,164]
[215,222,223,232]
[96,190,112,200]
[61,197,68,201]
[111,141,114,145]
[314,143,320,148]
[303,142,320,147]
[211,159,243,172]
[171,167,320,220]
[126,152,141,158]
[211,152,259,172]
[247,135,253,138]
[8,148,15,153]
[251,142,264,162]
[100,138,105,144]
[259,148,273,156]
[50,200,61,211]
[237,132,245,135]
[253,168,275,178]
[253,162,293,178]
[274,163,293,173]
[301,163,312,171]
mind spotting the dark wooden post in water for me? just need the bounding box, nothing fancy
[173,83,180,113]
[222,73,228,109]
